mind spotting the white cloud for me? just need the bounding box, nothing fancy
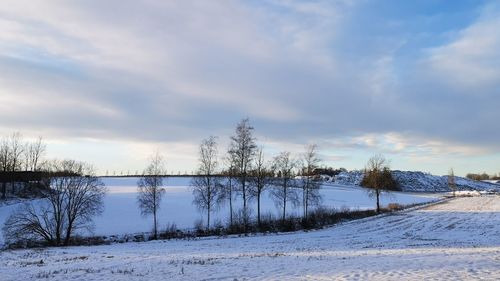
[426,6,500,89]
[0,1,499,174]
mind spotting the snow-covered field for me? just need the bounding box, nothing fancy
[1,196,498,280]
[0,176,439,245]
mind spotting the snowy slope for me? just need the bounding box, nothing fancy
[334,170,500,192]
[0,196,498,280]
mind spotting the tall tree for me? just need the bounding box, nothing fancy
[228,118,257,227]
[248,147,272,227]
[271,151,299,223]
[9,132,24,172]
[360,154,399,213]
[299,144,322,220]
[192,136,222,231]
[137,152,166,240]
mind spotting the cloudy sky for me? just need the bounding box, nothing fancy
[1,0,499,176]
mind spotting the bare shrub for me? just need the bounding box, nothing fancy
[2,160,105,246]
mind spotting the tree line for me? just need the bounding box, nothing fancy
[135,119,324,237]
[466,172,500,181]
[2,119,401,245]
[137,118,396,238]
[0,133,46,199]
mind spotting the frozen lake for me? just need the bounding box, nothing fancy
[92,177,440,236]
[0,177,441,244]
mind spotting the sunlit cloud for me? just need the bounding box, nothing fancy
[0,0,498,175]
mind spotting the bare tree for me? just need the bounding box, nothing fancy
[270,151,299,222]
[228,118,257,228]
[360,154,399,213]
[248,147,272,227]
[298,144,322,220]
[23,137,46,172]
[192,136,222,231]
[2,160,106,246]
[0,133,26,198]
[9,132,24,172]
[221,156,237,227]
[55,160,105,245]
[2,203,56,244]
[0,137,11,199]
[137,152,166,240]
[448,168,457,197]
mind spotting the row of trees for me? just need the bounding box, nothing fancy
[1,122,402,244]
[135,119,324,237]
[466,172,500,181]
[191,119,322,232]
[0,133,46,199]
[136,119,405,238]
[0,133,46,173]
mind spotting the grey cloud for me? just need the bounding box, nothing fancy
[0,0,499,156]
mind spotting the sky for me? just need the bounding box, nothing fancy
[0,0,499,176]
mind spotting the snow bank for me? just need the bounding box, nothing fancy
[333,170,500,192]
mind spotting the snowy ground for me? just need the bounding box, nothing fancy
[0,177,440,245]
[0,196,498,280]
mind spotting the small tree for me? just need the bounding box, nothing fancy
[248,147,272,227]
[192,136,222,231]
[137,152,166,240]
[448,168,457,197]
[271,151,299,222]
[2,160,106,246]
[228,118,257,228]
[360,154,399,213]
[55,160,106,245]
[298,144,322,220]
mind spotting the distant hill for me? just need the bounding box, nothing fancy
[332,170,500,192]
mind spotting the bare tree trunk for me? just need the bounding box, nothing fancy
[64,221,74,246]
[304,184,309,219]
[282,181,287,222]
[153,208,157,239]
[242,174,248,230]
[376,189,380,213]
[257,190,261,227]
[207,181,211,231]
[229,183,233,226]
[207,205,211,231]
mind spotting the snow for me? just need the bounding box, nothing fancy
[0,177,439,246]
[87,177,440,238]
[0,196,498,280]
[483,180,500,185]
[334,170,500,192]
